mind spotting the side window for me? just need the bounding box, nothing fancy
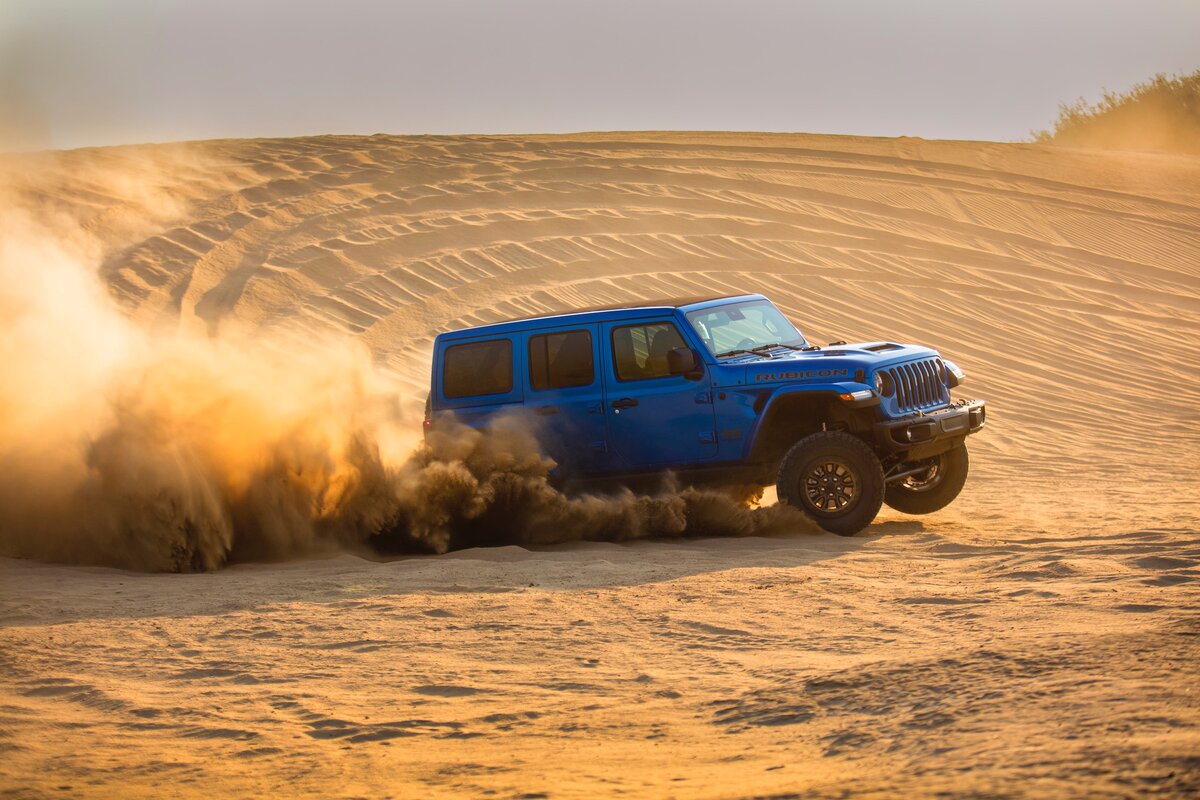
[529,330,594,390]
[611,322,686,381]
[443,339,513,398]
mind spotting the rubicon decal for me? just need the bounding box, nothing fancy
[755,368,849,382]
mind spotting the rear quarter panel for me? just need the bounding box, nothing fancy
[431,332,525,428]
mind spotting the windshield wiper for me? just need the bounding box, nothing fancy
[716,342,804,358]
[753,342,808,352]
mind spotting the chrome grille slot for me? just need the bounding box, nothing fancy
[887,358,947,411]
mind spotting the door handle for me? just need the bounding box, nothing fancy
[611,397,639,409]
[534,405,560,416]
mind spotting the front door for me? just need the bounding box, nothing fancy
[601,319,717,469]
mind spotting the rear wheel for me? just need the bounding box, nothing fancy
[776,432,884,536]
[883,443,969,514]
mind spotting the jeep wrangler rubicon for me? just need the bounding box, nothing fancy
[425,294,985,535]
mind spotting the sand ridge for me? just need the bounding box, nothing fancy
[1,132,1198,797]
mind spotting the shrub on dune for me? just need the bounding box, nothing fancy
[1032,69,1200,155]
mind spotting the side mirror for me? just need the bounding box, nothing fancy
[667,347,703,379]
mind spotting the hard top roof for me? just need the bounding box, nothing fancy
[437,293,765,342]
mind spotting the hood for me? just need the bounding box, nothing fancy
[709,341,940,387]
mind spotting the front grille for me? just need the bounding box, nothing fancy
[887,358,948,411]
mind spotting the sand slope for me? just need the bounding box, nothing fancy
[2,132,1198,797]
[65,132,1200,477]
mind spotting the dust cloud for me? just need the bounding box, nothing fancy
[397,415,806,556]
[0,152,807,572]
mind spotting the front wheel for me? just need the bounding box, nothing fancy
[776,432,884,536]
[883,443,969,515]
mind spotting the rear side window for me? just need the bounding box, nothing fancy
[443,339,513,398]
[529,330,594,390]
[611,322,686,381]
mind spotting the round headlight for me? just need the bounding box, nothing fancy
[874,371,894,397]
[943,359,965,388]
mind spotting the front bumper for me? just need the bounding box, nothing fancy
[873,399,986,456]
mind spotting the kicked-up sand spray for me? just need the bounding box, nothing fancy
[0,150,807,572]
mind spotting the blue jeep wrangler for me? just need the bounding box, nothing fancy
[425,294,985,535]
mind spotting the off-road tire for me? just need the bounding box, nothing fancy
[777,431,885,536]
[884,443,969,515]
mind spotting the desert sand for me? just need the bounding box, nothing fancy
[1,132,1198,797]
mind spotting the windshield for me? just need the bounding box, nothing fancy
[685,300,806,357]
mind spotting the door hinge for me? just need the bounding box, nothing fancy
[694,390,713,404]
[698,430,717,444]
[591,440,609,453]
[586,402,604,415]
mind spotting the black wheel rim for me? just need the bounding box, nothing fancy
[803,460,858,513]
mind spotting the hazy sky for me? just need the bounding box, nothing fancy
[2,0,1197,150]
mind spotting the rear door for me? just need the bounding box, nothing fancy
[523,324,612,476]
[600,318,717,469]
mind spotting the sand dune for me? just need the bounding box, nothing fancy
[73,132,1200,477]
[1,132,1198,797]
